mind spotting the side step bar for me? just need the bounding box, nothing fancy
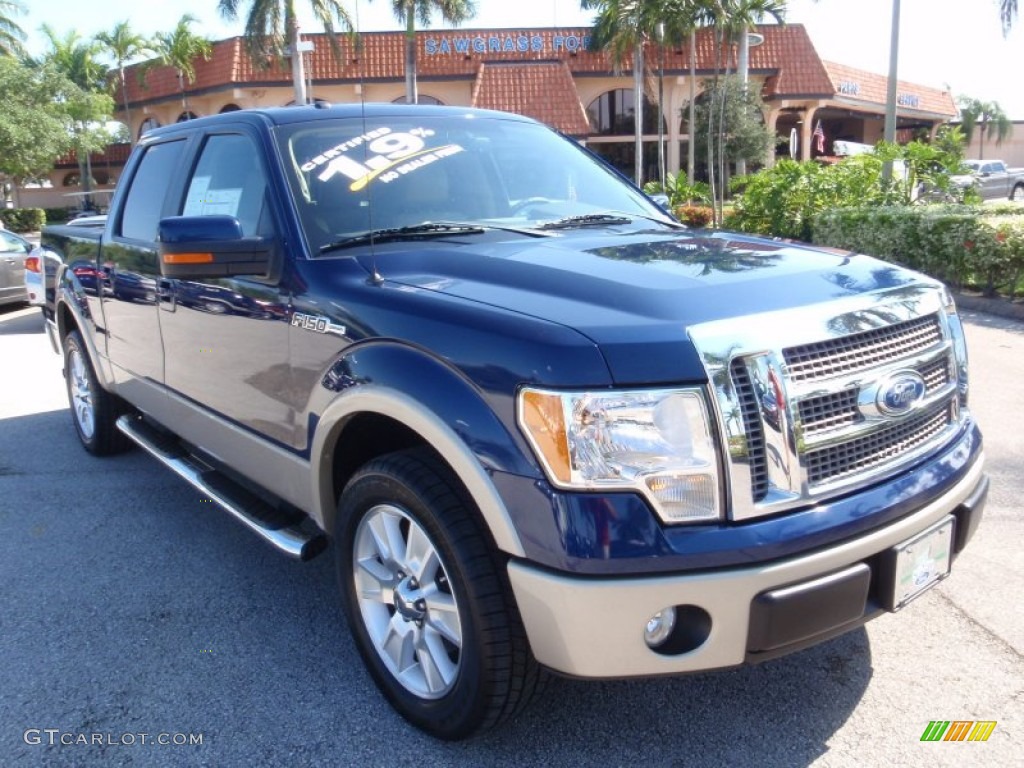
[116,414,326,561]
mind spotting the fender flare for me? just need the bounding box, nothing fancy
[310,343,541,557]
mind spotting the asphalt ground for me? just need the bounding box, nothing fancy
[0,304,1020,767]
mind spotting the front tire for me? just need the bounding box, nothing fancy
[335,450,543,740]
[64,330,130,456]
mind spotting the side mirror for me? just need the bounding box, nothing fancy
[158,215,272,279]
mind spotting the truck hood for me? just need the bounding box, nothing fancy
[365,228,927,385]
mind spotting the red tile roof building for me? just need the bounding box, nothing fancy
[19,24,957,210]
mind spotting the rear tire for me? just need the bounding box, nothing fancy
[64,330,130,456]
[335,449,544,740]
[1011,184,1024,202]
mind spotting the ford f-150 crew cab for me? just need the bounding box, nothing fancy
[39,104,988,740]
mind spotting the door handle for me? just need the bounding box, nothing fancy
[158,278,176,312]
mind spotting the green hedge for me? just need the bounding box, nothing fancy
[812,206,1024,297]
[1,208,45,232]
[43,207,72,224]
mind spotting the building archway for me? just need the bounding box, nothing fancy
[138,117,161,139]
[219,103,242,113]
[391,95,444,105]
[585,88,665,183]
[177,111,199,122]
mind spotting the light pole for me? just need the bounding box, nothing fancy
[736,30,764,177]
[882,0,901,182]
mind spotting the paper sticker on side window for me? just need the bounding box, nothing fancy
[300,127,464,191]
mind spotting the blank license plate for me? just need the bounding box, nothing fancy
[891,516,954,609]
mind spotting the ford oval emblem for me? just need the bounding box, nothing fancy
[876,370,927,416]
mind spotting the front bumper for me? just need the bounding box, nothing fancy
[508,455,987,678]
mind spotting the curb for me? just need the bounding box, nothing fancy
[953,292,1024,324]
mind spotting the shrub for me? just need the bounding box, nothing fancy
[1,208,45,232]
[44,207,72,224]
[812,206,1024,297]
[675,205,714,228]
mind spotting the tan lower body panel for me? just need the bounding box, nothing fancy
[509,455,985,678]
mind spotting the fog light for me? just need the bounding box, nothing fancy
[644,607,677,648]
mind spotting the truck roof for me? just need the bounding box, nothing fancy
[142,103,538,140]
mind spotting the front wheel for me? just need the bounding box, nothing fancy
[64,330,130,455]
[335,450,543,740]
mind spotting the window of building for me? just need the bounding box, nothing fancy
[138,117,161,139]
[586,89,663,136]
[219,103,242,113]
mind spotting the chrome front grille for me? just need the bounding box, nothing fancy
[783,315,942,382]
[689,286,968,522]
[798,388,861,434]
[804,402,954,485]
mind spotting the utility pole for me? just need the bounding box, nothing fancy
[882,0,901,183]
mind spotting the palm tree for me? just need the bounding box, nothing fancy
[1001,1,1018,35]
[388,1,476,104]
[39,25,108,91]
[38,26,113,203]
[957,97,1014,160]
[583,1,707,186]
[153,15,213,114]
[0,0,25,58]
[218,0,354,106]
[96,22,152,145]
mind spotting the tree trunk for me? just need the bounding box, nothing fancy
[634,44,644,185]
[288,12,308,105]
[688,30,696,187]
[405,12,418,104]
[120,65,134,146]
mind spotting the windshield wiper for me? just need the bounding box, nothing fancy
[536,213,634,230]
[320,223,486,254]
[319,221,552,254]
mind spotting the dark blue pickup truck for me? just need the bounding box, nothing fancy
[38,104,988,739]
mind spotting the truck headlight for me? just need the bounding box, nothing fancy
[517,387,721,523]
[941,287,969,406]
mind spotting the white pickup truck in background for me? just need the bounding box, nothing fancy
[952,159,1024,201]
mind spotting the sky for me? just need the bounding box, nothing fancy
[18,0,1024,118]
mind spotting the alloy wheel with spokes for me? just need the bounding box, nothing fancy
[68,343,95,440]
[335,449,544,740]
[62,330,130,455]
[353,503,463,699]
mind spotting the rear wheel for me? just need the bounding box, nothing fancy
[335,450,544,740]
[1011,184,1024,202]
[64,330,130,455]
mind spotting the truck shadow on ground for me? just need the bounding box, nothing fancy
[1,408,872,768]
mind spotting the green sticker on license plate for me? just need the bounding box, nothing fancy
[892,516,954,609]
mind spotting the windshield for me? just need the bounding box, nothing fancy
[275,113,669,254]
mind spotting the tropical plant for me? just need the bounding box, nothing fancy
[583,1,710,186]
[0,0,25,58]
[700,0,785,225]
[38,25,108,91]
[218,0,354,106]
[0,58,85,203]
[152,15,213,113]
[388,1,476,104]
[957,97,1014,160]
[96,21,152,145]
[36,27,115,203]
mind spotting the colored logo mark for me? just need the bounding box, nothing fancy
[920,720,997,742]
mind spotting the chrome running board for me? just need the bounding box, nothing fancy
[116,414,326,561]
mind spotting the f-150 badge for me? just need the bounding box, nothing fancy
[292,312,334,334]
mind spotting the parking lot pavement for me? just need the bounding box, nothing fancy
[0,304,1020,767]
